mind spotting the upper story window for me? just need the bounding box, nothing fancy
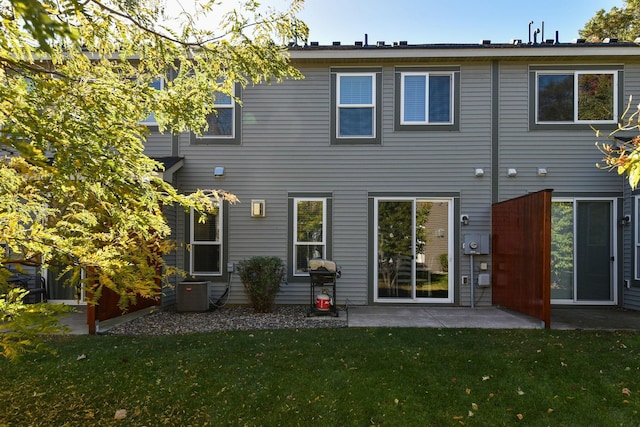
[140,77,164,126]
[190,208,222,276]
[530,66,622,129]
[401,72,452,124]
[190,83,242,145]
[394,67,460,132]
[331,68,382,144]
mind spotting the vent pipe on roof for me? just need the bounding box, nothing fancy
[365,33,368,47]
[556,30,559,44]
[541,21,545,41]
[533,28,540,44]
[528,21,534,44]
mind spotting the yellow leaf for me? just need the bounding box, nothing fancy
[472,402,478,411]
[465,388,471,395]
[517,413,524,420]
[622,388,631,396]
[114,409,127,420]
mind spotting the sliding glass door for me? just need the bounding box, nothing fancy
[375,198,453,303]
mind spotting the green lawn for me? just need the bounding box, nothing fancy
[1,328,639,426]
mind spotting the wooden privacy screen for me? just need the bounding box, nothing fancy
[492,189,552,328]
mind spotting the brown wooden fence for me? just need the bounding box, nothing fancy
[492,189,552,328]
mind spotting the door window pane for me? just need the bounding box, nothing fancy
[416,201,449,299]
[551,201,574,300]
[377,200,413,298]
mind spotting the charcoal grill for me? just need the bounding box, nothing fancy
[307,259,340,317]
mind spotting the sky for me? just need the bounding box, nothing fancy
[295,0,623,44]
[170,0,625,45]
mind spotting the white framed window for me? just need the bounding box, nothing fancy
[190,207,222,276]
[336,73,376,138]
[293,198,326,275]
[536,70,618,124]
[140,77,164,125]
[197,85,235,139]
[400,72,453,125]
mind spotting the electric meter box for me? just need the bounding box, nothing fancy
[463,234,490,255]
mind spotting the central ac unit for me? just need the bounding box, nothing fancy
[177,281,210,312]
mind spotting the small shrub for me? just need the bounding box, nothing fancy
[237,256,286,313]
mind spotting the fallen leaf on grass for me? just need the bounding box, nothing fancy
[472,403,478,411]
[114,409,127,420]
[516,413,524,420]
[465,388,471,395]
[77,354,86,361]
[482,375,491,381]
[622,388,631,396]
[517,387,525,395]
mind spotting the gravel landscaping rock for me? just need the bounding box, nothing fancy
[107,305,347,336]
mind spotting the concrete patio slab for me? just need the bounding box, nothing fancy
[347,306,640,330]
[347,306,544,329]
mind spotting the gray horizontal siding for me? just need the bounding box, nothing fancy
[497,62,624,201]
[145,55,640,309]
[623,288,640,310]
[173,62,495,306]
[143,132,173,158]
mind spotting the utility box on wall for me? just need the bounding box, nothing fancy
[177,281,210,312]
[463,234,490,255]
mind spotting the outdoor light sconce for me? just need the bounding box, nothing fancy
[474,168,485,177]
[537,168,548,177]
[251,200,266,218]
[620,214,631,226]
[214,167,225,178]
[460,214,470,226]
[507,168,517,177]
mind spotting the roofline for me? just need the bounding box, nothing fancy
[289,42,640,60]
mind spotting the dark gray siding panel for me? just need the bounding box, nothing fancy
[144,132,173,158]
[170,63,495,306]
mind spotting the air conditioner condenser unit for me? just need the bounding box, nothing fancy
[177,281,210,312]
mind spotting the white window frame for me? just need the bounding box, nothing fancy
[140,77,164,126]
[336,72,376,138]
[535,70,618,124]
[293,198,326,276]
[196,84,236,140]
[189,207,223,276]
[400,72,454,125]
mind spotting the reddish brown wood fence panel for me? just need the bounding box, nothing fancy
[492,189,552,328]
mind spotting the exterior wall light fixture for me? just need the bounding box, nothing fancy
[251,200,266,218]
[507,168,517,177]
